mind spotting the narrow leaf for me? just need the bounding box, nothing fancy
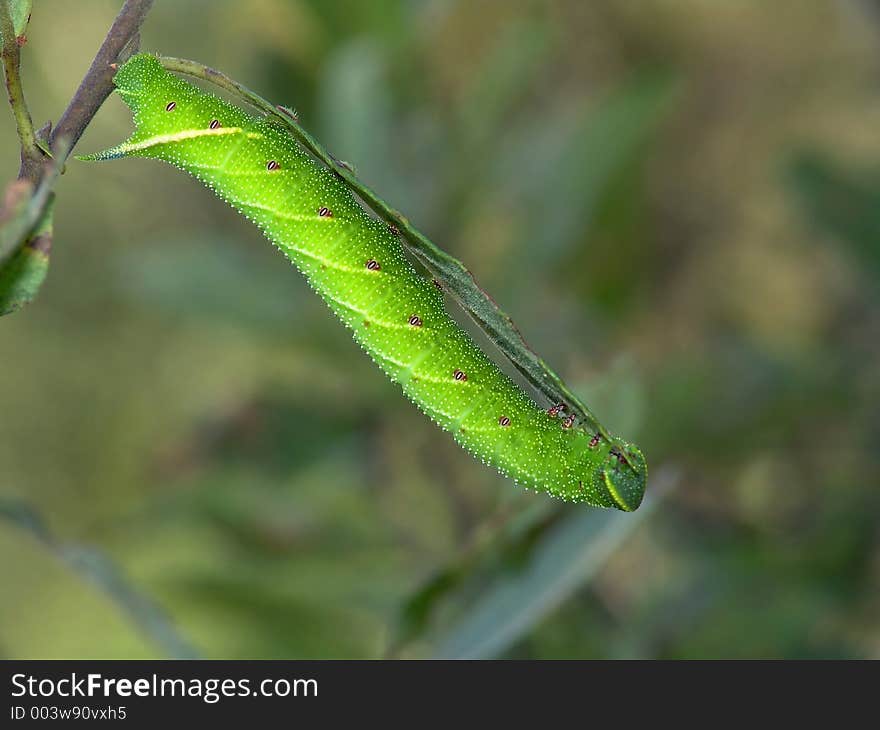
[0,0,31,49]
[429,468,675,659]
[0,498,199,658]
[0,195,51,315]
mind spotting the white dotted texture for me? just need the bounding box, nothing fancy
[88,54,649,510]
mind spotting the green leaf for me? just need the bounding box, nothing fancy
[0,0,30,48]
[0,148,63,269]
[0,178,32,264]
[391,497,555,654]
[429,474,672,659]
[0,196,51,315]
[0,498,198,658]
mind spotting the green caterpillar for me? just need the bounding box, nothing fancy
[84,54,647,510]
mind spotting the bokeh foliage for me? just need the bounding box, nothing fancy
[0,0,877,658]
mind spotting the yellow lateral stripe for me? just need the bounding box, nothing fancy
[287,244,368,274]
[235,198,341,224]
[603,470,634,511]
[320,289,411,330]
[372,350,451,385]
[114,126,247,154]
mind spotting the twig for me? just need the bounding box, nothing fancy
[0,0,40,177]
[48,0,155,162]
[0,140,66,266]
[1,0,155,275]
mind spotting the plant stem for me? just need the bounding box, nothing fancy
[0,0,40,177]
[49,0,155,160]
[0,140,65,266]
[1,0,155,280]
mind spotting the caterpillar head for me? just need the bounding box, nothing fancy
[596,440,647,512]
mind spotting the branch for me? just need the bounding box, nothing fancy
[1,0,40,177]
[0,139,65,266]
[48,0,155,163]
[1,0,155,314]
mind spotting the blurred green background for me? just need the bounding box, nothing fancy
[1,0,878,659]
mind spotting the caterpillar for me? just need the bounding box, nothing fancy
[82,54,647,511]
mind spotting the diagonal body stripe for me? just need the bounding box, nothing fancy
[79,52,648,511]
[113,126,247,155]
